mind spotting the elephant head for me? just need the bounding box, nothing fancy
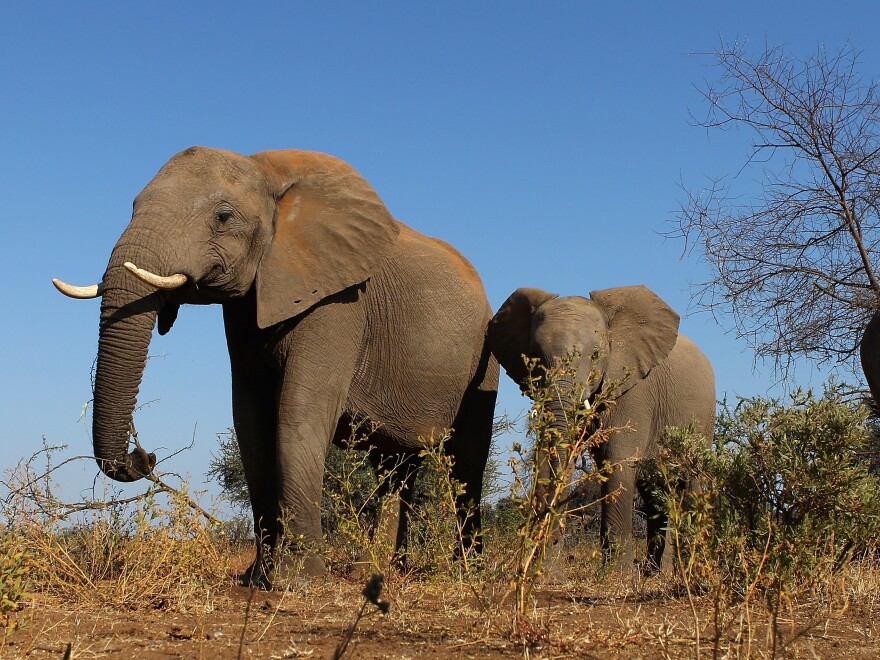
[53,147,400,482]
[487,285,680,449]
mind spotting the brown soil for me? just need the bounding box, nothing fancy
[5,577,878,659]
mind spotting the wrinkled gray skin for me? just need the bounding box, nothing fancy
[77,147,498,587]
[488,285,715,572]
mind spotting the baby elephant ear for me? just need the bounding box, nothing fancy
[590,285,680,395]
[488,288,558,386]
[251,150,400,328]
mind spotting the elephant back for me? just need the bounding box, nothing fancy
[349,223,495,441]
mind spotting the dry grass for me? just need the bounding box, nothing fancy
[3,384,879,657]
[6,547,878,658]
[1,488,878,658]
[1,445,235,614]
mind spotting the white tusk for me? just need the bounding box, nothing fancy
[52,278,104,299]
[123,262,187,290]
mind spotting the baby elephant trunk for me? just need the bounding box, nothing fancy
[535,376,575,516]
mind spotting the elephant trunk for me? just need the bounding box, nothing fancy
[92,237,172,482]
[544,381,574,473]
[535,376,574,513]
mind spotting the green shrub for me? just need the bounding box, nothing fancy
[406,433,480,576]
[506,352,613,614]
[207,428,251,512]
[647,380,880,599]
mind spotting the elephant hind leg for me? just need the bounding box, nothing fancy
[368,451,422,560]
[639,483,669,576]
[446,377,498,554]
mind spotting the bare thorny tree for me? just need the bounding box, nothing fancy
[674,40,880,390]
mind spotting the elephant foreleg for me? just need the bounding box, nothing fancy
[225,300,281,588]
[273,302,364,579]
[599,461,638,570]
[232,387,280,588]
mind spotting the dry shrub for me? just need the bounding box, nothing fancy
[2,444,232,611]
[505,352,614,615]
[0,385,876,658]
[0,532,30,638]
[319,431,483,581]
[320,440,389,575]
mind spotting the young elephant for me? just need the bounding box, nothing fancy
[488,285,715,571]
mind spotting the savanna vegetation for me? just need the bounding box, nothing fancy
[4,39,880,658]
[2,359,879,658]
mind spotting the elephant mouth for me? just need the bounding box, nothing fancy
[202,263,259,301]
[585,374,605,406]
[203,261,233,287]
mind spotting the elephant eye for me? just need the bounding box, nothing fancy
[215,209,234,223]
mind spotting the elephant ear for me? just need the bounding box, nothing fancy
[251,150,401,328]
[590,285,680,396]
[488,288,558,386]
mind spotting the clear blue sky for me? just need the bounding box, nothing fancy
[4,2,880,505]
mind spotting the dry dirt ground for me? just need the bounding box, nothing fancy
[4,576,879,659]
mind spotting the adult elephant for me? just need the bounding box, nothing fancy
[487,285,715,571]
[53,147,498,587]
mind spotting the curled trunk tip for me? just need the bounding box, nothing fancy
[97,446,157,482]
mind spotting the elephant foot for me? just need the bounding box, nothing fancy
[300,554,328,576]
[538,539,569,584]
[352,556,396,579]
[271,554,328,589]
[600,538,636,567]
[639,555,669,579]
[352,540,407,579]
[538,562,570,585]
[240,553,327,590]
[240,559,272,590]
